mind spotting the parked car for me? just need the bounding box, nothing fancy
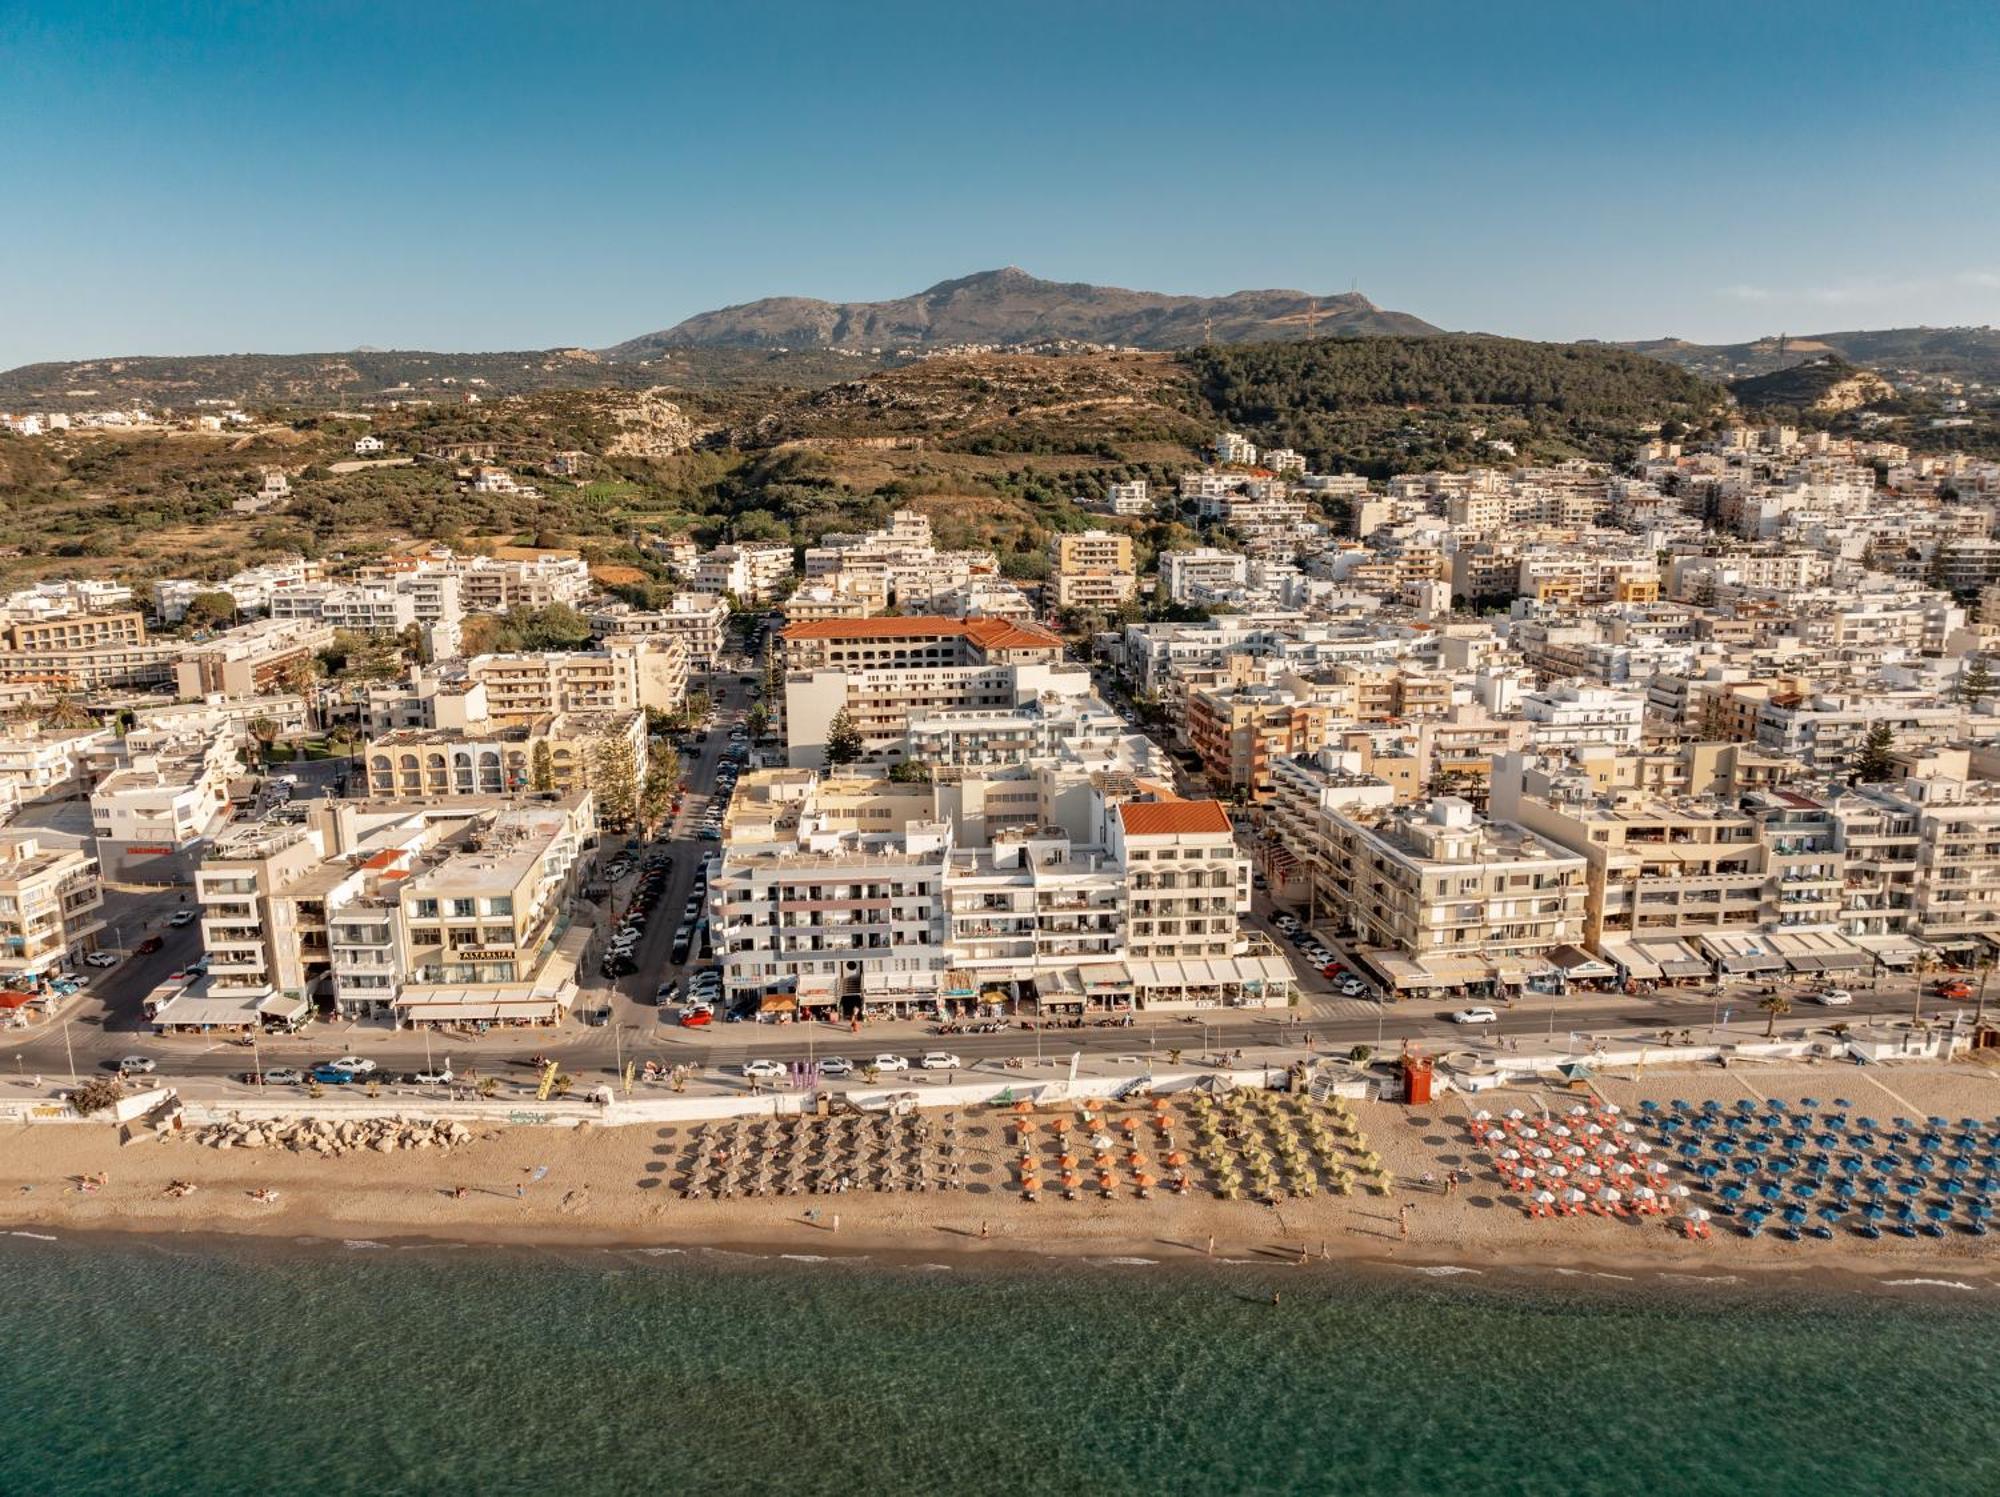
[871,1054,910,1073]
[168,909,197,927]
[742,1059,786,1080]
[310,1064,357,1085]
[817,1056,855,1078]
[415,1068,456,1085]
[262,1068,304,1086]
[654,981,679,1007]
[117,1055,157,1075]
[1338,979,1368,998]
[918,1052,962,1071]
[1450,1006,1499,1025]
[84,951,120,968]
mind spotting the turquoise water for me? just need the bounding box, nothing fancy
[1,1237,1997,1496]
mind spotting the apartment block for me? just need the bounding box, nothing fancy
[0,834,106,984]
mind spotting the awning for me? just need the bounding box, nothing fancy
[0,990,34,1010]
[1547,945,1617,980]
[399,1000,562,1023]
[1366,951,1446,990]
[1598,941,1661,980]
[759,993,797,1013]
[1850,933,1918,965]
[257,991,311,1020]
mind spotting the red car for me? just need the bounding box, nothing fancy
[1936,980,1972,1000]
[135,936,164,956]
[677,1007,713,1028]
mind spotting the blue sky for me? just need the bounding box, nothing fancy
[5,0,1999,365]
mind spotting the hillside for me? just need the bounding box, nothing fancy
[1729,357,1895,413]
[1625,326,2000,383]
[1187,335,1726,474]
[606,267,1440,356]
[0,346,890,413]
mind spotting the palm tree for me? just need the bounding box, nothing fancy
[1759,992,1792,1038]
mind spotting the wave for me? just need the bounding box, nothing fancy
[1406,1265,1483,1277]
[341,1240,386,1251]
[1090,1256,1160,1267]
[1881,1278,1979,1291]
[1658,1273,1742,1285]
[7,1231,56,1242]
[779,1254,831,1263]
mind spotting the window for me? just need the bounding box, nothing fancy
[411,899,439,919]
[449,898,476,919]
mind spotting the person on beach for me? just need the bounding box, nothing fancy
[1270,1292,1281,1308]
[515,1184,524,1199]
[1445,1170,1459,1196]
[980,1220,989,1239]
[1398,1205,1411,1240]
[1206,1234,1215,1258]
[831,1213,840,1233]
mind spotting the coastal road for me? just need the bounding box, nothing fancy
[0,981,1954,1090]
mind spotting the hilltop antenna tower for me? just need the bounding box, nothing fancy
[1304,298,1321,333]
[1202,315,1212,345]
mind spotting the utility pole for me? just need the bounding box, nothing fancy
[63,1020,75,1084]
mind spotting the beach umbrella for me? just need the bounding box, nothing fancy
[1058,1153,1077,1170]
[1689,1207,1711,1223]
[1631,1140,1652,1155]
[1928,1203,1955,1225]
[1641,1100,1661,1114]
[1533,1190,1557,1206]
[1633,1186,1657,1202]
[1817,1205,1844,1228]
[1929,1116,1948,1129]
[1862,1203,1886,1221]
[1553,1125,1572,1138]
[1733,1100,1755,1113]
[1942,1178,1965,1197]
[1506,1109,1526,1121]
[1165,1150,1186,1167]
[1531,1146,1554,1160]
[1583,1163,1604,1178]
[1840,1156,1864,1175]
[1715,1139,1739,1157]
[1604,1104,1623,1116]
[1768,1157,1793,1176]
[1733,1160,1758,1179]
[1601,1188,1623,1207]
[1049,1118,1070,1136]
[1971,1202,1993,1222]
[1678,1142,1702,1161]
[1950,1156,1971,1177]
[1012,1100,1034,1115]
[1135,1173,1156,1190]
[1781,1205,1808,1227]
[1815,1132,1840,1151]
[1834,1180,1857,1200]
[1698,1163,1721,1182]
[1090,1133,1114,1151]
[1720,1183,1745,1203]
[1759,1183,1785,1203]
[1748,1139,1769,1156]
[1897,1179,1924,1198]
[1669,1182,1692,1199]
[1473,1109,1493,1122]
[1564,1188,1588,1207]
[1547,1164,1570,1179]
[1648,1161,1671,1177]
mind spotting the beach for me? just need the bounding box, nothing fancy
[6,1055,2000,1281]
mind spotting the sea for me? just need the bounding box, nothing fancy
[1,1234,1996,1497]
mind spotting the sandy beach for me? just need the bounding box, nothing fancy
[6,1056,2000,1280]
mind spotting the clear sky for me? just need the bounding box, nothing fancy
[6,0,1999,366]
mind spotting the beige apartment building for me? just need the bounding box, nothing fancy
[0,833,105,985]
[1311,797,1587,993]
[1050,529,1138,611]
[1185,685,1331,801]
[7,610,147,653]
[364,709,647,801]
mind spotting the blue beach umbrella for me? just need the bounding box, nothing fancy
[1771,1099,1790,1112]
[1941,1178,1965,1197]
[1928,1116,1948,1129]
[1862,1202,1886,1221]
[1897,1179,1925,1198]
[1840,1156,1865,1175]
[1808,1157,1831,1178]
[1817,1204,1844,1227]
[1856,1117,1880,1133]
[1679,1142,1702,1161]
[1759,1182,1785,1203]
[1835,1180,1857,1200]
[1949,1156,1971,1176]
[1928,1203,1955,1224]
[1799,1097,1819,1109]
[1720,1183,1744,1203]
[1696,1162,1721,1182]
[1747,1138,1768,1156]
[1970,1202,1992,1222]
[1715,1139,1739,1157]
[1895,1203,1919,1226]
[1782,1205,1808,1227]
[1733,1100,1755,1113]
[1734,1159,1758,1179]
[1815,1132,1840,1151]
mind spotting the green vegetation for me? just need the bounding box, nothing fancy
[1185,335,1725,475]
[823,708,863,768]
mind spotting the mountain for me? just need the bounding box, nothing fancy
[0,346,889,412]
[1728,356,1896,413]
[1622,326,2000,383]
[604,267,1441,357]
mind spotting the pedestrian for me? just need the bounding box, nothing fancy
[1270,1291,1281,1308]
[1398,1205,1411,1240]
[515,1184,524,1199]
[1206,1233,1215,1258]
[1445,1170,1459,1196]
[979,1219,990,1240]
[1298,1243,1308,1265]
[831,1212,840,1233]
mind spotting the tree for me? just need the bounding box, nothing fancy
[746,702,770,740]
[588,737,639,829]
[246,715,280,765]
[887,757,931,784]
[1687,573,1717,610]
[530,740,555,793]
[823,707,864,769]
[65,1076,125,1116]
[1963,654,1994,707]
[1758,992,1793,1038]
[182,591,238,632]
[1853,722,1897,783]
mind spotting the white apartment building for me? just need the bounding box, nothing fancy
[0,833,106,984]
[1520,683,1646,750]
[90,736,240,881]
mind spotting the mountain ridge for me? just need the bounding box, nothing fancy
[604,267,1442,356]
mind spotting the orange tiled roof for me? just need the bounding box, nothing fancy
[780,616,1062,650]
[1117,799,1231,837]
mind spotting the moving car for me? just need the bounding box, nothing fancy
[654,981,679,1007]
[741,1059,786,1080]
[1450,1006,1499,1025]
[326,1056,377,1075]
[678,1006,713,1028]
[918,1052,962,1071]
[135,936,164,955]
[168,909,196,927]
[83,951,120,968]
[117,1055,157,1075]
[872,1054,910,1073]
[1812,989,1854,1006]
[1936,980,1972,1000]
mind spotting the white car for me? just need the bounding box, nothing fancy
[1813,989,1853,1006]
[816,1056,855,1078]
[117,1055,156,1075]
[84,951,120,968]
[1339,980,1369,998]
[742,1059,786,1080]
[327,1056,377,1075]
[168,909,197,927]
[871,1054,910,1073]
[1451,1007,1500,1025]
[415,1068,455,1086]
[918,1052,962,1071]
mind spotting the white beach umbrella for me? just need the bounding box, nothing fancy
[1563,1188,1588,1205]
[1669,1183,1692,1198]
[1630,1140,1652,1155]
[1689,1207,1711,1223]
[1473,1110,1493,1122]
[1506,1109,1526,1120]
[1547,1164,1569,1178]
[1633,1186,1657,1201]
[1534,1190,1557,1205]
[1601,1188,1623,1205]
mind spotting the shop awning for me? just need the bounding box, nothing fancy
[1598,941,1661,980]
[1366,951,1445,990]
[257,991,310,1020]
[1548,945,1618,980]
[0,990,35,1010]
[759,994,797,1013]
[1697,935,1786,975]
[1635,939,1714,979]
[1850,933,1918,965]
